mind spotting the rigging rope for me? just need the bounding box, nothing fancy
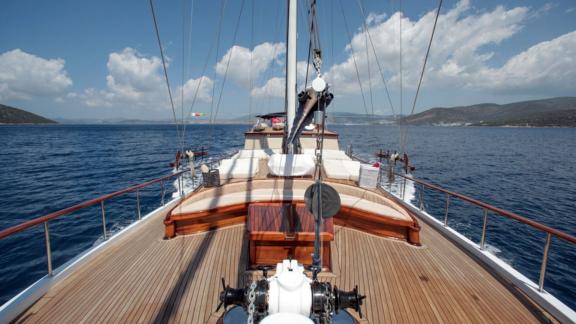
[355,0,397,118]
[211,0,247,130]
[358,0,375,120]
[178,0,196,150]
[399,0,404,152]
[207,0,228,156]
[247,0,255,127]
[262,3,283,113]
[338,0,370,117]
[400,0,443,153]
[149,0,186,156]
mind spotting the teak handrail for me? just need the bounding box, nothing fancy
[395,173,576,245]
[349,151,574,291]
[392,172,575,292]
[0,169,188,240]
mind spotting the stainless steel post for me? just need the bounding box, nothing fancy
[480,209,488,250]
[538,233,552,292]
[101,201,107,240]
[161,180,165,206]
[444,194,450,226]
[419,185,424,210]
[402,177,407,200]
[136,189,141,220]
[44,222,53,275]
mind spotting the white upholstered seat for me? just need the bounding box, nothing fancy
[267,154,315,177]
[218,158,260,181]
[323,159,361,181]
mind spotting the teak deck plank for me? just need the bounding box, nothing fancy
[16,203,552,323]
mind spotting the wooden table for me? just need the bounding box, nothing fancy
[247,202,334,268]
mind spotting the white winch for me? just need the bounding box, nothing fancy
[267,259,312,316]
[217,259,365,324]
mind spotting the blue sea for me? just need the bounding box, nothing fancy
[0,124,575,310]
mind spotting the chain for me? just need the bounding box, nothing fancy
[314,100,324,180]
[247,281,257,324]
[313,49,322,76]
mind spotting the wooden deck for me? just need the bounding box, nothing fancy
[16,207,553,323]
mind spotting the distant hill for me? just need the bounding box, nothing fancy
[0,104,57,124]
[225,112,398,125]
[399,97,576,127]
[327,112,399,125]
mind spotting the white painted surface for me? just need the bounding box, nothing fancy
[268,260,312,316]
[285,0,297,148]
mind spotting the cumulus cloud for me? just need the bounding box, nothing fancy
[323,0,575,97]
[470,31,576,94]
[252,61,314,98]
[366,12,387,26]
[81,48,212,109]
[251,77,285,98]
[181,76,214,103]
[215,42,285,87]
[0,49,72,101]
[104,47,165,102]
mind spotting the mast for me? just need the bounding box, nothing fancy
[284,0,297,153]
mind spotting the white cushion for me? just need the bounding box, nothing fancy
[234,149,274,159]
[175,188,408,221]
[218,158,260,180]
[323,159,360,181]
[268,154,315,177]
[302,149,351,161]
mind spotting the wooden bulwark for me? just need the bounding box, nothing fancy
[164,179,421,244]
[15,206,554,323]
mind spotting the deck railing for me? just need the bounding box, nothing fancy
[348,152,576,293]
[0,169,191,277]
[392,172,576,292]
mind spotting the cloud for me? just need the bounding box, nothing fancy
[322,0,576,98]
[252,61,315,98]
[469,31,576,94]
[251,77,285,98]
[366,12,387,26]
[181,76,214,103]
[215,42,285,87]
[104,47,165,102]
[0,49,72,101]
[81,48,212,109]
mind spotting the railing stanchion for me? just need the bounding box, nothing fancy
[101,201,107,240]
[44,222,53,276]
[539,233,552,292]
[480,209,488,250]
[179,174,184,199]
[402,177,407,200]
[419,185,424,210]
[136,189,141,220]
[444,194,450,226]
[161,180,165,206]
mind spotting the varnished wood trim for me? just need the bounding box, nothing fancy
[166,199,420,245]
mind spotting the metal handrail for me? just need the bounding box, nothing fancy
[394,172,576,292]
[0,169,189,240]
[346,151,575,293]
[0,168,190,276]
[395,173,576,245]
[0,147,235,281]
